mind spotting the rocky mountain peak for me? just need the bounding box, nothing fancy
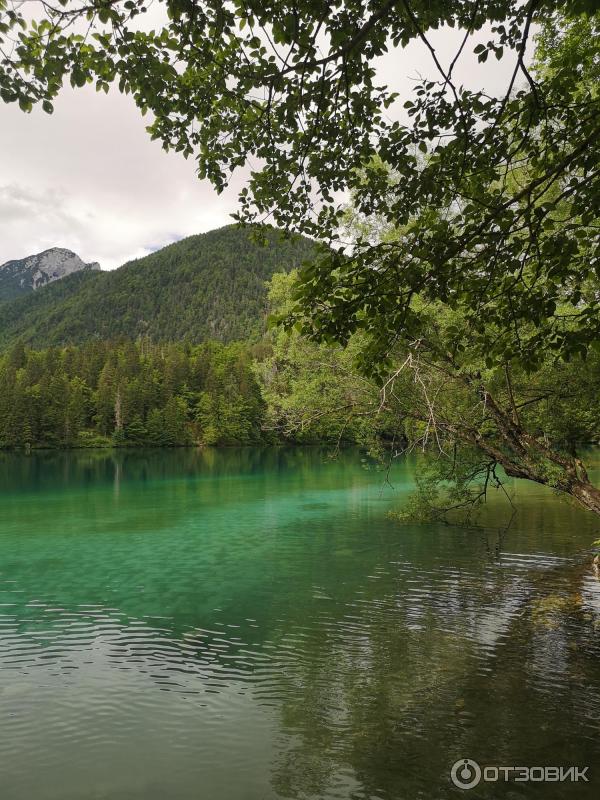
[0,247,101,301]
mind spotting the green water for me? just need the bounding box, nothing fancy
[1,447,600,800]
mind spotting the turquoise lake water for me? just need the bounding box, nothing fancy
[1,447,599,799]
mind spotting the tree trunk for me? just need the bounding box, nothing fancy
[475,384,600,517]
[398,360,600,519]
[445,395,600,518]
[114,389,123,432]
[568,480,600,516]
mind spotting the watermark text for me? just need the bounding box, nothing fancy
[451,759,589,790]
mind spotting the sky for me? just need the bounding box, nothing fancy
[0,15,517,271]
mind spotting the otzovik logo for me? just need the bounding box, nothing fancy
[450,759,589,790]
[451,759,481,790]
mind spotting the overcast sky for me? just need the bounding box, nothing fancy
[0,19,517,271]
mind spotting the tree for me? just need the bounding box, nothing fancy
[65,376,91,443]
[146,408,167,446]
[0,339,269,450]
[124,414,147,445]
[255,272,397,448]
[265,217,600,516]
[94,359,118,434]
[194,343,266,445]
[39,372,68,445]
[162,395,190,445]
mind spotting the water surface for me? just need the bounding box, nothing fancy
[1,447,599,799]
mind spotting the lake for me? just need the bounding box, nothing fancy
[1,447,600,799]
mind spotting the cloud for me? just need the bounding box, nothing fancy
[0,85,239,269]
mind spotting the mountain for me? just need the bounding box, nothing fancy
[0,225,316,349]
[0,248,100,301]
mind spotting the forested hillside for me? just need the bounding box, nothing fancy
[0,226,315,348]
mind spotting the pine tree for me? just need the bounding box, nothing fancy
[124,415,147,445]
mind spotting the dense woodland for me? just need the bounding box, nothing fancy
[0,338,271,449]
[0,268,399,451]
[0,308,392,450]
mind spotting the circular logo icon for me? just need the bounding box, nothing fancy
[451,759,482,790]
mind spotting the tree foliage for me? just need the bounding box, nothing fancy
[266,261,600,518]
[255,271,398,447]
